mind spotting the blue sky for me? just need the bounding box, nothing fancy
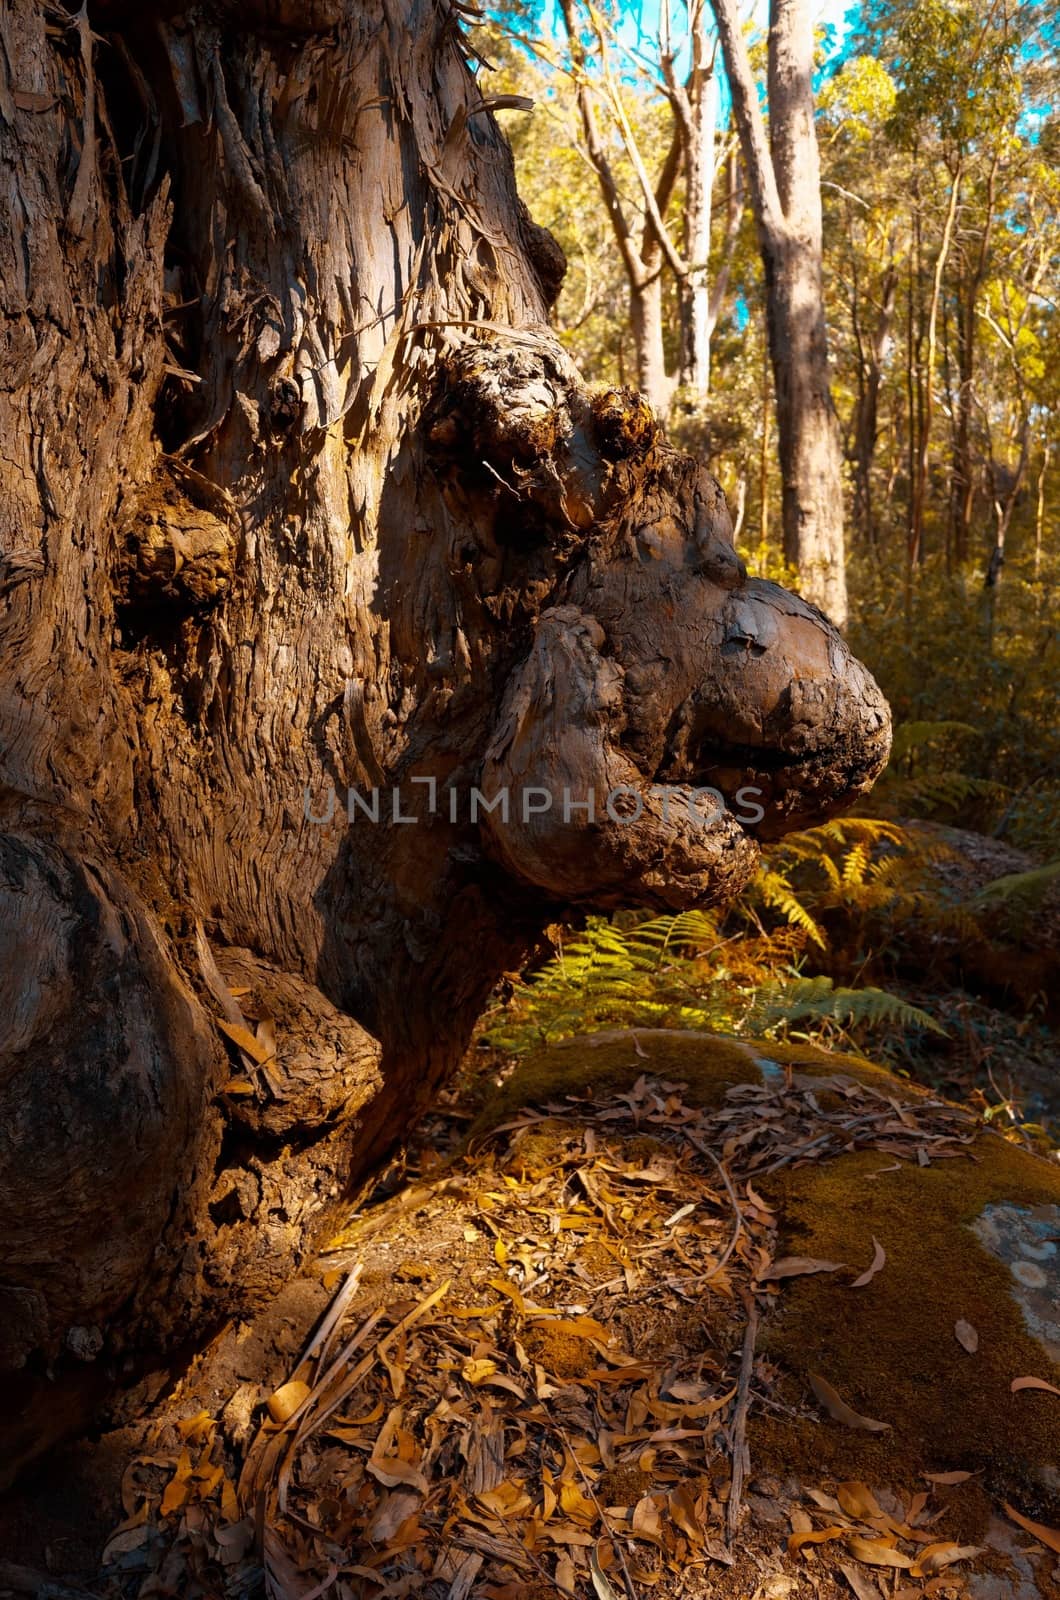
[529,0,863,113]
[532,0,862,81]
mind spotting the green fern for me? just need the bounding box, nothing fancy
[748,976,948,1037]
[750,868,826,947]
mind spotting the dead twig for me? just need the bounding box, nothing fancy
[725,1289,760,1549]
[681,1129,745,1282]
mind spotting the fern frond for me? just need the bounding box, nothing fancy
[842,842,871,887]
[752,868,826,947]
[749,976,947,1037]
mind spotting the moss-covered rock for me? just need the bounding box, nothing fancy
[477,1028,1060,1521]
[467,1027,762,1143]
[755,1139,1060,1512]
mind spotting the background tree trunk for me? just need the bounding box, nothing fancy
[710,0,847,625]
[0,0,889,1482]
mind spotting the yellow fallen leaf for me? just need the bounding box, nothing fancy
[809,1373,891,1433]
[845,1536,913,1568]
[478,1480,533,1518]
[559,1478,598,1526]
[1010,1375,1060,1397]
[837,1482,885,1520]
[1003,1503,1060,1555]
[488,1276,526,1313]
[267,1379,311,1424]
[461,1357,499,1385]
[631,1494,665,1546]
[159,1449,193,1517]
[807,1488,844,1513]
[909,1541,984,1576]
[788,1525,845,1555]
[668,1484,705,1544]
[558,1553,579,1595]
[850,1236,886,1288]
[216,1017,275,1063]
[177,1410,213,1443]
[221,1475,239,1522]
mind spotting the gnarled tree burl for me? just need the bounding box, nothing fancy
[0,0,889,1475]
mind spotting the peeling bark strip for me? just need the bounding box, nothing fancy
[0,0,890,1479]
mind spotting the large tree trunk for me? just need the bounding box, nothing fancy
[764,230,847,618]
[710,0,847,625]
[0,0,890,1482]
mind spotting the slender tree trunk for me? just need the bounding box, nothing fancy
[631,263,671,413]
[759,313,772,550]
[952,155,998,565]
[851,258,896,550]
[906,184,924,579]
[911,160,962,568]
[1034,444,1049,584]
[710,0,847,624]
[678,10,718,398]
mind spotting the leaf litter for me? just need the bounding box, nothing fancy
[91,1062,1054,1599]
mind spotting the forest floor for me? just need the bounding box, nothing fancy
[1,1016,1058,1600]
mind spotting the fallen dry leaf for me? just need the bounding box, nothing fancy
[1010,1375,1060,1397]
[850,1237,886,1288]
[845,1535,914,1568]
[216,1017,275,1064]
[461,1357,499,1385]
[922,1470,975,1484]
[1003,1502,1060,1554]
[954,1319,979,1354]
[909,1541,984,1576]
[478,1480,533,1518]
[788,1525,845,1554]
[759,1256,845,1282]
[267,1379,311,1423]
[589,1544,621,1600]
[810,1372,891,1433]
[159,1449,193,1517]
[837,1561,884,1600]
[837,1481,885,1520]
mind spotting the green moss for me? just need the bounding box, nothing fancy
[753,1039,927,1098]
[468,1031,761,1145]
[753,1133,1060,1518]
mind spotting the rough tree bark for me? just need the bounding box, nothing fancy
[0,0,889,1480]
[710,0,848,625]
